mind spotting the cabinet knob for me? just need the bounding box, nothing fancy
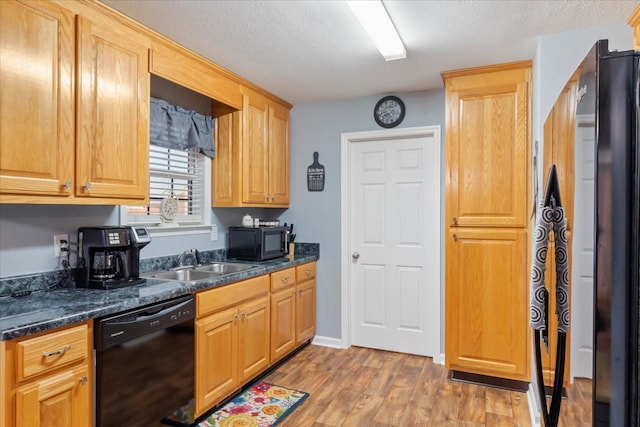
[79,376,88,386]
[305,270,311,276]
[63,180,72,190]
[84,182,91,190]
[271,196,275,201]
[452,217,457,225]
[281,276,289,283]
[452,234,457,241]
[352,252,360,260]
[265,196,269,201]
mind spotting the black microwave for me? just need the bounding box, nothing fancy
[227,226,289,261]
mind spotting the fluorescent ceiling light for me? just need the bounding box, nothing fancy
[347,0,406,61]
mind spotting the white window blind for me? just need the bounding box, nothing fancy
[126,146,204,226]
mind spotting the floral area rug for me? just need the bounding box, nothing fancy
[162,381,309,427]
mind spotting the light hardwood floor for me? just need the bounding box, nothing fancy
[262,344,592,427]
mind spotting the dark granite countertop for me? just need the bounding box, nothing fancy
[0,255,317,341]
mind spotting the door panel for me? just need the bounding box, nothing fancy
[445,66,530,228]
[445,228,529,380]
[571,116,595,379]
[350,130,440,357]
[75,14,149,199]
[0,0,75,197]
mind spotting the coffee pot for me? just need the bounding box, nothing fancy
[77,226,150,290]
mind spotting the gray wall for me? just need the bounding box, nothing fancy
[277,89,446,339]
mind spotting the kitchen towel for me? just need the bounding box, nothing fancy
[530,204,570,333]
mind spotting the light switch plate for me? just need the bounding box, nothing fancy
[210,225,218,241]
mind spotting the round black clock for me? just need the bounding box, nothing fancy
[374,95,405,128]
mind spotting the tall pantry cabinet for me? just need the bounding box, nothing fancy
[442,61,532,382]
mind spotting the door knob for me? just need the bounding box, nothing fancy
[352,252,360,260]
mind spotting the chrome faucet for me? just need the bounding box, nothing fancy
[178,249,202,268]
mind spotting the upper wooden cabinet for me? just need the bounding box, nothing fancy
[0,0,150,204]
[0,1,75,200]
[74,11,149,201]
[629,5,640,49]
[213,87,290,207]
[442,62,531,228]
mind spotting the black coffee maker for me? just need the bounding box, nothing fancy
[77,226,151,289]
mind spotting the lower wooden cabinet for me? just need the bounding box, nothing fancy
[1,322,93,427]
[445,229,529,381]
[295,263,316,344]
[195,275,270,417]
[15,364,91,427]
[270,263,316,363]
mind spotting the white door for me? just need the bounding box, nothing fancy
[571,114,595,380]
[346,127,440,357]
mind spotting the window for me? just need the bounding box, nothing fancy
[123,145,209,229]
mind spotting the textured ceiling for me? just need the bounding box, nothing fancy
[102,0,637,105]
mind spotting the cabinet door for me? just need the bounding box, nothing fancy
[75,14,149,200]
[15,364,90,427]
[212,111,241,207]
[270,287,296,362]
[238,295,270,382]
[195,307,238,417]
[0,0,75,199]
[445,228,529,381]
[268,103,290,206]
[444,65,530,228]
[242,91,269,204]
[296,279,316,344]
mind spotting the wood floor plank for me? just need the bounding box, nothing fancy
[485,387,514,417]
[341,393,385,426]
[457,383,486,423]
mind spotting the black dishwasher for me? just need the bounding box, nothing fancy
[95,295,195,427]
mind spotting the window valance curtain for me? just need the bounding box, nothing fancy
[150,97,215,158]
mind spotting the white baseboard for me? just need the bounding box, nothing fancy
[435,353,445,365]
[310,335,346,349]
[527,383,541,426]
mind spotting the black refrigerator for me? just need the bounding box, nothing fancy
[588,39,640,427]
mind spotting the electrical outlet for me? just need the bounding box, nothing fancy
[54,234,69,257]
[210,225,218,241]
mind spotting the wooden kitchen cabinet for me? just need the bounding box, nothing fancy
[442,62,531,229]
[195,275,270,416]
[1,322,93,427]
[445,228,529,381]
[270,263,316,363]
[270,268,297,362]
[0,0,149,204]
[212,87,290,207]
[295,262,316,344]
[443,61,531,382]
[629,5,640,49]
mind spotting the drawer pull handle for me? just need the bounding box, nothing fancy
[79,376,88,386]
[281,277,289,283]
[305,270,311,276]
[43,345,71,357]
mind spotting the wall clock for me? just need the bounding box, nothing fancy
[159,193,179,225]
[374,95,405,128]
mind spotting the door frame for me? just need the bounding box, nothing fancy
[340,125,442,357]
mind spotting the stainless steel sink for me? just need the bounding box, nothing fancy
[195,262,259,274]
[142,262,259,284]
[143,269,221,282]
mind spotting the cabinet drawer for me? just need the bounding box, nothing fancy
[296,263,316,282]
[270,267,295,291]
[197,275,269,318]
[16,324,89,382]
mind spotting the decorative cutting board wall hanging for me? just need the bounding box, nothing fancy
[307,152,325,191]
